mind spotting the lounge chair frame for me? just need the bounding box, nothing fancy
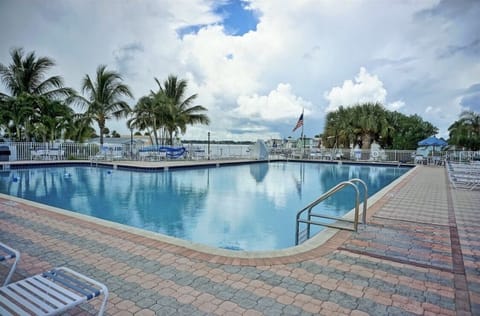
[1,242,108,316]
[0,266,108,316]
[0,243,19,286]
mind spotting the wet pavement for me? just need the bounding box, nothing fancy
[0,165,479,315]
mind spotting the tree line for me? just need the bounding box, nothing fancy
[322,102,480,151]
[0,48,209,145]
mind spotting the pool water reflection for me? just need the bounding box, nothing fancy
[0,162,409,251]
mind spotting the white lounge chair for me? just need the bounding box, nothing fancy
[0,243,19,286]
[446,161,480,191]
[46,148,65,160]
[0,243,108,316]
[31,149,47,160]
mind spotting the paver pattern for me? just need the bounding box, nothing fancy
[0,165,479,315]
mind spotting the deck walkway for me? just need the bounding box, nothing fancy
[0,165,479,315]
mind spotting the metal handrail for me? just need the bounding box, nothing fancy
[295,180,362,245]
[349,178,368,224]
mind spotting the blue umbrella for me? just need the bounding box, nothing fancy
[418,136,447,147]
[418,136,447,162]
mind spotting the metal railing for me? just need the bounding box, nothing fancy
[1,142,100,161]
[295,178,368,245]
[275,148,417,163]
[2,141,478,163]
[0,142,254,161]
[349,178,368,224]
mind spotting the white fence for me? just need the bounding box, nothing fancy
[1,141,478,163]
[2,142,100,161]
[0,142,255,162]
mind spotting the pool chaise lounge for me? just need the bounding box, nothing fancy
[446,161,480,190]
[0,242,108,316]
[138,146,186,160]
[31,148,65,160]
[0,243,19,286]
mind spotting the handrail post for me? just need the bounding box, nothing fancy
[295,213,300,245]
[306,205,313,240]
[347,181,360,231]
[349,178,368,224]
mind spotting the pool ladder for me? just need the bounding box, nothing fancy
[295,178,368,245]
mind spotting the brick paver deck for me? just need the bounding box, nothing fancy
[0,165,478,315]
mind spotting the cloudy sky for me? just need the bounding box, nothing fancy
[1,0,479,142]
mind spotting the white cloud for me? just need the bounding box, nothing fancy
[323,67,408,115]
[324,67,387,112]
[178,25,263,100]
[1,0,479,140]
[234,83,312,121]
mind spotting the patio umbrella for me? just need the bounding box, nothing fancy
[418,136,448,160]
[418,136,448,147]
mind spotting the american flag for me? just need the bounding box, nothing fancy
[292,112,304,132]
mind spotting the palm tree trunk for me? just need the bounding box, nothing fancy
[169,130,173,145]
[153,128,159,146]
[99,124,104,145]
[361,133,371,149]
[15,125,22,141]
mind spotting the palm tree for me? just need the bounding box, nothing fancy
[459,110,480,136]
[323,103,396,149]
[335,106,356,148]
[128,95,164,145]
[153,75,209,145]
[35,99,74,141]
[63,114,97,142]
[1,93,35,140]
[0,48,74,98]
[323,111,340,148]
[350,103,392,149]
[74,65,133,145]
[0,48,74,140]
[448,110,480,150]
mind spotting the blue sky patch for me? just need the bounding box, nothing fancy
[176,1,259,38]
[214,0,259,36]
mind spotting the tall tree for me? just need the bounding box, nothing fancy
[0,48,74,98]
[73,65,133,145]
[63,114,98,142]
[387,113,437,150]
[34,99,74,141]
[1,93,35,140]
[154,75,210,145]
[448,110,480,150]
[459,110,480,136]
[0,48,74,140]
[322,103,436,150]
[128,95,165,145]
[130,75,210,145]
[352,102,392,149]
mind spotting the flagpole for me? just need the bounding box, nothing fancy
[300,114,304,140]
[292,109,305,156]
[301,108,305,152]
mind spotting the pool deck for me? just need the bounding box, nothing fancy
[1,162,479,315]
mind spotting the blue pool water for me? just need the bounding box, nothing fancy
[0,162,409,251]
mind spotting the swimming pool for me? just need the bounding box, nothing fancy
[0,162,409,251]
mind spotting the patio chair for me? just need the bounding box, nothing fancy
[0,242,19,286]
[0,243,108,316]
[46,148,65,161]
[446,161,480,191]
